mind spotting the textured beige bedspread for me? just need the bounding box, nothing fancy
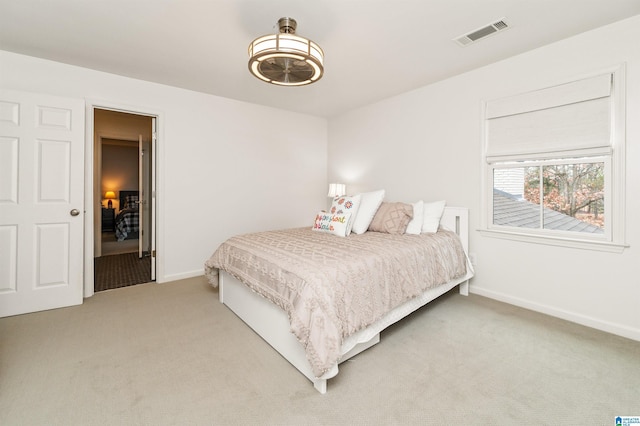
[204,227,468,377]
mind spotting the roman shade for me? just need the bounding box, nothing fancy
[485,73,613,162]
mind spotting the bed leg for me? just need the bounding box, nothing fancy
[218,274,224,303]
[313,379,327,394]
[459,280,469,296]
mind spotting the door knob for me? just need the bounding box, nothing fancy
[70,209,80,216]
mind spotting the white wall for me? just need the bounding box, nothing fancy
[328,15,640,340]
[0,50,328,283]
[102,144,138,208]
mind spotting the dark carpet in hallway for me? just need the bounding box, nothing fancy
[94,252,152,292]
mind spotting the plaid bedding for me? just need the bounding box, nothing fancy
[115,208,139,241]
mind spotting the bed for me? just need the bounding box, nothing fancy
[204,204,473,394]
[115,190,139,241]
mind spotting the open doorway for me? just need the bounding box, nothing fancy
[93,108,156,291]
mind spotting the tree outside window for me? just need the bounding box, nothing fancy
[492,160,605,234]
[524,163,605,230]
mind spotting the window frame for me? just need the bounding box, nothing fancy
[480,66,627,253]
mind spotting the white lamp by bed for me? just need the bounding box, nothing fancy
[327,183,346,198]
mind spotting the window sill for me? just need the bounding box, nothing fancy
[478,228,628,253]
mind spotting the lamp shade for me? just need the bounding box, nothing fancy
[104,191,116,199]
[327,183,346,198]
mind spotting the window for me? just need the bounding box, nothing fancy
[481,68,626,252]
[492,158,607,235]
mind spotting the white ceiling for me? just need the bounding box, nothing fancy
[1,1,639,118]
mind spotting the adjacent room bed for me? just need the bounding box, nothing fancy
[115,190,140,241]
[204,193,473,394]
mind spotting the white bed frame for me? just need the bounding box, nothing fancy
[218,207,471,394]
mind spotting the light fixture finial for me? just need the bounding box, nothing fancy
[278,17,296,34]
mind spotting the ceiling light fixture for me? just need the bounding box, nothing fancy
[248,17,324,86]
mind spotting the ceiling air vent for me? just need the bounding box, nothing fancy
[453,18,510,47]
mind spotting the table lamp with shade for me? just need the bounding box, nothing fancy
[104,191,116,209]
[327,183,346,198]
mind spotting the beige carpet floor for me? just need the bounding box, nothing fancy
[1,276,639,425]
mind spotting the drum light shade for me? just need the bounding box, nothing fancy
[248,17,324,86]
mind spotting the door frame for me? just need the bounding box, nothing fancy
[84,100,163,298]
[94,132,140,258]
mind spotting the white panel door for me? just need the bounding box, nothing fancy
[0,89,85,317]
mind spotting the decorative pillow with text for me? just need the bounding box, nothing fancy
[312,211,353,237]
[330,194,361,234]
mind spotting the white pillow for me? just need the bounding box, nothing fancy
[351,189,385,234]
[312,211,353,237]
[405,200,424,235]
[421,200,446,233]
[330,194,361,234]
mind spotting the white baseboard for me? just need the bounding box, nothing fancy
[470,286,640,342]
[158,269,204,284]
